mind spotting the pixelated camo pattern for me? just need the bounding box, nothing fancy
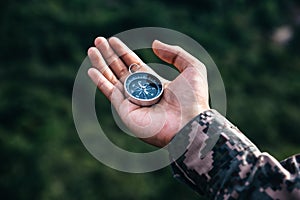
[169,110,300,200]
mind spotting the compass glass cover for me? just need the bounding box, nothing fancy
[125,72,162,100]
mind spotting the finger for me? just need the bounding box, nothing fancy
[109,37,164,83]
[94,37,129,80]
[108,37,147,70]
[87,47,118,85]
[152,40,206,72]
[88,68,139,117]
[88,68,124,107]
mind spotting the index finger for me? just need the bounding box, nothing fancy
[109,37,158,75]
[108,37,144,67]
[108,37,168,83]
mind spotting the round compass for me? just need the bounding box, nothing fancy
[124,71,163,106]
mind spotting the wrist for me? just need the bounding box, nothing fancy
[164,107,210,146]
[181,105,210,132]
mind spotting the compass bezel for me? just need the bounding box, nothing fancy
[124,72,163,106]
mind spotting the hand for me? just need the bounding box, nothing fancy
[87,37,209,147]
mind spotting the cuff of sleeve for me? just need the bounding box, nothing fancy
[168,109,260,196]
[168,109,227,160]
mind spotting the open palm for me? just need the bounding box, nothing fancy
[88,37,209,147]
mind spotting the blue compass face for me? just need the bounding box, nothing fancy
[125,72,162,100]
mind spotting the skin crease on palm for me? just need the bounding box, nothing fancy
[87,37,210,147]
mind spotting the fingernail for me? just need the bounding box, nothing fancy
[87,68,96,79]
[95,37,106,46]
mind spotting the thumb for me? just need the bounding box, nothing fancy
[152,40,205,73]
[152,40,180,66]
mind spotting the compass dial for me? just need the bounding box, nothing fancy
[124,72,163,106]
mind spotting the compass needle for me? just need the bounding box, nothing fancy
[124,70,163,106]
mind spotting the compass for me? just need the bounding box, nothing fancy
[124,64,163,106]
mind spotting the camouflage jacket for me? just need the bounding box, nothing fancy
[169,110,300,199]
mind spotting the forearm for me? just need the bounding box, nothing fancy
[169,110,300,199]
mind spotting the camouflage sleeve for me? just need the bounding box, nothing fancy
[168,109,300,199]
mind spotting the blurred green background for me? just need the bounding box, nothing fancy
[1,0,300,199]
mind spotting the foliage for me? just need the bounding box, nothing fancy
[1,0,300,199]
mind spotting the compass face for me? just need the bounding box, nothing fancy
[124,72,163,106]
